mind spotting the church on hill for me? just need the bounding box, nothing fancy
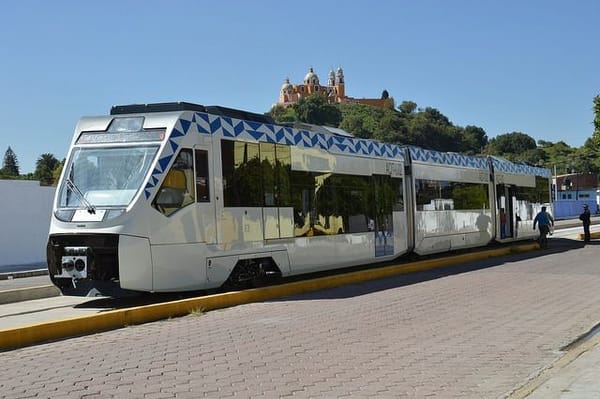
[277,67,390,109]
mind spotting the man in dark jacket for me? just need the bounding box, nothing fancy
[580,204,591,243]
[533,206,554,249]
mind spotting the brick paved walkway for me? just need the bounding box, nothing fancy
[1,238,599,398]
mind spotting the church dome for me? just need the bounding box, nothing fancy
[304,67,320,85]
[281,78,293,92]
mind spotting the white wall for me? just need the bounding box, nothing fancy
[0,180,55,266]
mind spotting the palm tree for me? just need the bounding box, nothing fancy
[34,153,59,186]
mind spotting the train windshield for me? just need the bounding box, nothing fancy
[58,146,159,208]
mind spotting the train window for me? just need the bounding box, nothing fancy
[195,150,209,202]
[289,172,405,237]
[221,140,262,207]
[290,171,316,236]
[221,140,292,208]
[275,144,292,207]
[290,172,374,236]
[512,176,551,221]
[393,177,404,211]
[260,143,276,206]
[416,179,489,211]
[374,175,404,212]
[153,149,195,216]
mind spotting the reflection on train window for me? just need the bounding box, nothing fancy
[416,179,489,211]
[195,149,210,202]
[221,140,292,207]
[512,176,551,221]
[221,139,406,236]
[152,149,195,216]
[290,172,404,237]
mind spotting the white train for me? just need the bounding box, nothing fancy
[47,102,552,296]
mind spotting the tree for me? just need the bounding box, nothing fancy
[462,125,488,154]
[268,104,296,123]
[483,132,537,159]
[2,146,19,176]
[398,101,417,115]
[34,153,59,186]
[293,94,342,126]
[339,103,385,139]
[593,95,600,147]
[404,107,463,152]
[52,159,65,186]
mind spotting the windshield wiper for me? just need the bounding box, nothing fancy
[65,178,96,214]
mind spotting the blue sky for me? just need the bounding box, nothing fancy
[1,0,598,173]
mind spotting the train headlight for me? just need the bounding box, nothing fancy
[105,209,125,221]
[108,117,144,132]
[55,209,75,222]
[74,258,86,272]
[62,258,75,271]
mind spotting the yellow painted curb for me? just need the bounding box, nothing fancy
[0,242,539,351]
[576,231,600,240]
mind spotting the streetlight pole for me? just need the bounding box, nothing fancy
[553,164,558,201]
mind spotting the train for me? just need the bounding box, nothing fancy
[47,102,552,296]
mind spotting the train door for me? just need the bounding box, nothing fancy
[194,145,217,243]
[496,184,516,239]
[373,175,395,257]
[261,143,294,240]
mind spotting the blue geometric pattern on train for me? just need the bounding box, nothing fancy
[408,146,488,169]
[144,111,406,199]
[491,157,552,178]
[192,112,406,158]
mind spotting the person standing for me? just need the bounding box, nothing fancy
[533,206,554,249]
[579,204,591,243]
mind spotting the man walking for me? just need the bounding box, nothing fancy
[579,204,591,243]
[533,206,554,249]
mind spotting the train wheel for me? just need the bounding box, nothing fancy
[222,258,282,290]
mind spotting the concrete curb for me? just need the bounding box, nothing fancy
[0,242,539,351]
[0,285,60,305]
[508,325,600,399]
[0,269,48,280]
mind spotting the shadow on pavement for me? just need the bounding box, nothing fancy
[275,237,592,301]
[73,238,594,307]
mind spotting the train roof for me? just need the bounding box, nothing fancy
[110,102,274,125]
[408,146,489,170]
[490,156,551,178]
[105,102,551,178]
